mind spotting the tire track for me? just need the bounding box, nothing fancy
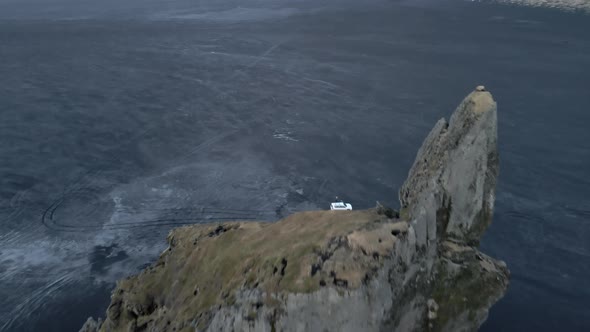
[41,193,279,232]
[29,40,291,234]
[34,127,246,233]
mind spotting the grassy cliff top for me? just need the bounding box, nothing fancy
[104,209,407,331]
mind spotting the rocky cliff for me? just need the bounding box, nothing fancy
[81,87,509,332]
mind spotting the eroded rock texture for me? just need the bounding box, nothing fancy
[400,88,498,245]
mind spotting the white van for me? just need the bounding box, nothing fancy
[330,201,352,210]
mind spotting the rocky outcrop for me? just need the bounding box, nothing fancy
[80,317,102,332]
[399,86,498,245]
[81,87,509,332]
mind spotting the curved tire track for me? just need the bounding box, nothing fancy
[41,193,278,232]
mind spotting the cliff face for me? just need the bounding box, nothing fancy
[399,87,498,246]
[82,87,509,332]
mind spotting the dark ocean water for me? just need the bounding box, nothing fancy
[0,0,589,331]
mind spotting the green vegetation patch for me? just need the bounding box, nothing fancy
[103,209,387,331]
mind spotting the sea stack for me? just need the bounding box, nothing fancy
[82,87,509,332]
[399,87,498,246]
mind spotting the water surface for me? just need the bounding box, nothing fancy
[0,0,589,331]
